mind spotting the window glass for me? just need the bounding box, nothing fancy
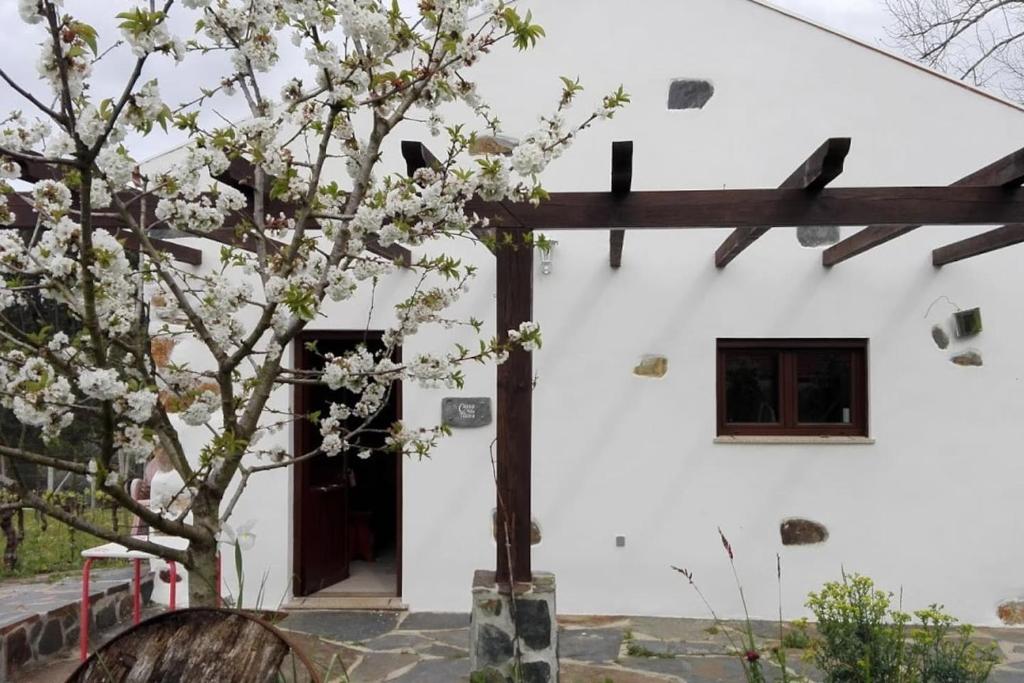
[796,350,852,424]
[724,353,779,423]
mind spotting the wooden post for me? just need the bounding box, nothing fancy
[495,228,533,586]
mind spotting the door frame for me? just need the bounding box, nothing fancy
[292,329,403,598]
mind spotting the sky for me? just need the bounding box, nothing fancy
[0,1,894,161]
[774,0,891,44]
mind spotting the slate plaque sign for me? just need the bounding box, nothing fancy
[442,397,492,428]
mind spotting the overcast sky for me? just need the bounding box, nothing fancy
[0,1,893,160]
[775,0,891,43]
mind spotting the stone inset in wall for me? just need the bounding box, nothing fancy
[470,570,558,683]
[668,79,714,110]
[997,600,1024,625]
[951,350,983,367]
[442,397,492,428]
[633,355,668,378]
[931,325,950,350]
[470,135,517,156]
[492,509,542,545]
[780,518,829,546]
[797,226,840,247]
[150,336,177,369]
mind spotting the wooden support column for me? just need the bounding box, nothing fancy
[715,137,850,267]
[609,141,633,268]
[495,227,533,586]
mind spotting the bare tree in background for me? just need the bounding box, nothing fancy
[886,0,1024,100]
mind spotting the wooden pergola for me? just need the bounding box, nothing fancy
[405,137,1024,586]
[8,138,1024,587]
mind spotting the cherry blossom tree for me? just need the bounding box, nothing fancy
[0,0,627,606]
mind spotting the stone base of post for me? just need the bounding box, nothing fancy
[469,570,558,683]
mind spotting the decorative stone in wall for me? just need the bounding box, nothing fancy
[470,570,558,683]
[442,397,493,428]
[492,509,542,545]
[150,336,177,369]
[780,518,829,546]
[951,350,983,367]
[149,293,188,325]
[160,381,220,414]
[931,325,950,350]
[997,600,1024,625]
[470,135,517,156]
[667,79,715,110]
[796,225,840,247]
[633,355,668,378]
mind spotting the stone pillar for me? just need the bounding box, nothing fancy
[470,570,558,683]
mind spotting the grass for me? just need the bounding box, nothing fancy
[0,507,129,580]
[623,628,674,659]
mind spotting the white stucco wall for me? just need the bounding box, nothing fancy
[149,0,1024,625]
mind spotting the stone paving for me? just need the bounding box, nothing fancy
[273,611,1024,682]
[0,568,152,682]
[17,609,1024,681]
[0,567,133,631]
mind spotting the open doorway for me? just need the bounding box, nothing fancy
[292,331,401,598]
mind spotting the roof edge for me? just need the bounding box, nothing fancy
[747,0,1024,114]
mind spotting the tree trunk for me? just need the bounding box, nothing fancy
[187,493,222,607]
[0,509,19,570]
[188,542,220,608]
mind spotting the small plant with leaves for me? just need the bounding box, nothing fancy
[673,529,805,683]
[806,573,911,682]
[909,605,998,683]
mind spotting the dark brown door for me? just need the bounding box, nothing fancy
[293,332,400,597]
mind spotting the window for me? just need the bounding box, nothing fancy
[716,339,868,437]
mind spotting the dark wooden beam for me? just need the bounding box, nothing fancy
[467,185,1024,231]
[609,141,633,268]
[401,140,497,253]
[715,138,850,267]
[932,224,1024,266]
[401,140,441,177]
[494,228,533,586]
[4,194,203,265]
[216,158,411,266]
[823,146,1024,266]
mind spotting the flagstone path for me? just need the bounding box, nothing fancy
[18,609,1024,681]
[275,611,1024,682]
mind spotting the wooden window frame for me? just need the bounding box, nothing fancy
[716,338,869,437]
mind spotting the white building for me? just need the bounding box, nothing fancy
[148,0,1024,626]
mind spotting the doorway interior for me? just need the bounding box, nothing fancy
[292,331,401,598]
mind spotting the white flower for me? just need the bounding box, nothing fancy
[220,520,257,550]
[181,390,219,426]
[122,389,157,423]
[78,368,128,401]
[18,0,45,24]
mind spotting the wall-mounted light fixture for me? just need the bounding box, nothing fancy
[538,239,558,275]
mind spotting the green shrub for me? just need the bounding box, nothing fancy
[807,574,997,683]
[806,573,910,682]
[781,618,813,650]
[910,606,998,683]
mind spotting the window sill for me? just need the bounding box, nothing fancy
[714,435,875,445]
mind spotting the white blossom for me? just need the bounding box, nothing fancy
[78,368,128,401]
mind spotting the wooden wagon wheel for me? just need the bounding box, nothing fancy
[67,607,322,683]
